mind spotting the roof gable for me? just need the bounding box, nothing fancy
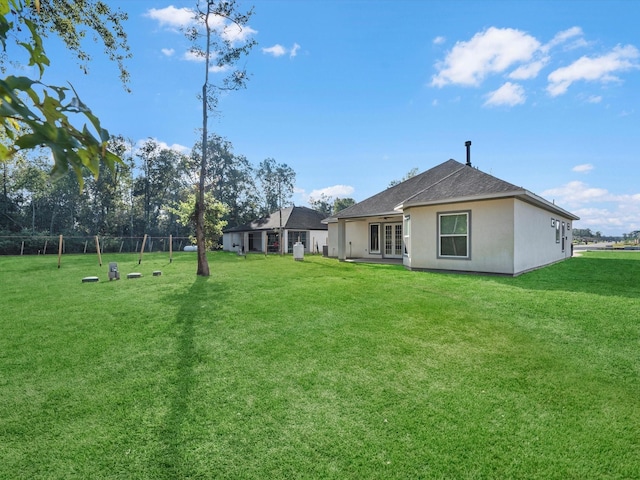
[401,161,521,207]
[331,158,578,221]
[225,206,328,232]
[333,159,465,219]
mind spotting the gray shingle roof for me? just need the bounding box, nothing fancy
[224,206,328,233]
[330,159,578,221]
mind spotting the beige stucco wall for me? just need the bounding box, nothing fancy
[327,223,339,257]
[328,197,575,275]
[225,229,328,254]
[287,229,328,253]
[223,232,243,252]
[405,198,516,274]
[344,219,370,258]
[513,199,574,274]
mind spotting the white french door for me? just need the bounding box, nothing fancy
[384,223,403,258]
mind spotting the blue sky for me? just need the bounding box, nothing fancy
[37,0,640,236]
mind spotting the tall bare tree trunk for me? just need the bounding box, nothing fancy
[195,3,212,277]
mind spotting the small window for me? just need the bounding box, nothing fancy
[439,211,469,258]
[370,223,380,253]
[556,220,560,243]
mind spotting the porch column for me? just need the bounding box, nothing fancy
[338,218,346,261]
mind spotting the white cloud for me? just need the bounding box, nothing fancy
[543,181,640,234]
[430,25,639,105]
[184,50,203,62]
[484,82,526,107]
[431,27,541,87]
[209,64,230,73]
[262,44,286,57]
[221,22,257,45]
[134,138,190,155]
[183,50,230,72]
[572,164,594,173]
[145,6,194,29]
[262,43,301,58]
[433,36,446,45]
[145,6,256,45]
[547,44,640,96]
[508,58,548,80]
[543,26,584,52]
[161,48,175,57]
[543,180,611,207]
[308,185,355,200]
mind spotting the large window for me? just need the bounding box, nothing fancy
[266,232,278,253]
[438,211,469,258]
[370,223,380,253]
[288,230,307,253]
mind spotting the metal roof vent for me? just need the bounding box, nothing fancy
[465,141,472,167]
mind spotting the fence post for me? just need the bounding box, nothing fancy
[57,235,63,268]
[95,236,102,266]
[139,234,148,265]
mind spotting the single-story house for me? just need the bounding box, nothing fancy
[223,206,328,254]
[323,156,579,276]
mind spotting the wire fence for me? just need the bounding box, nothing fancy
[0,235,193,256]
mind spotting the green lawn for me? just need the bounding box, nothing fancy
[1,251,638,479]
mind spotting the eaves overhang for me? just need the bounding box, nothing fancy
[398,189,579,220]
[329,210,403,222]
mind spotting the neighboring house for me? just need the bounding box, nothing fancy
[223,206,328,254]
[324,157,579,276]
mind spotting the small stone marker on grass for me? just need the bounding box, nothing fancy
[108,262,120,281]
[127,272,142,279]
[153,271,162,276]
[82,276,99,283]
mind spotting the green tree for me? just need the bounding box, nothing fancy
[309,193,333,217]
[169,190,228,250]
[190,133,259,228]
[333,197,356,214]
[133,138,190,236]
[186,0,256,276]
[388,167,419,188]
[0,0,130,184]
[256,157,296,216]
[83,134,133,235]
[11,152,49,232]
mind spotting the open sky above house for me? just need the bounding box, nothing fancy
[26,0,640,236]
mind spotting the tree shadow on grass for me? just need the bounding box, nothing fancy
[155,275,227,478]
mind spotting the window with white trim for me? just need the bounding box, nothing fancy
[438,211,469,258]
[370,223,380,253]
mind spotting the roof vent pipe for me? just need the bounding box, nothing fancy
[465,141,472,167]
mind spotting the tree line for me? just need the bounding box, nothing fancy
[0,134,297,244]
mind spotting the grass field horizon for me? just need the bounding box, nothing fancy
[1,251,638,479]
